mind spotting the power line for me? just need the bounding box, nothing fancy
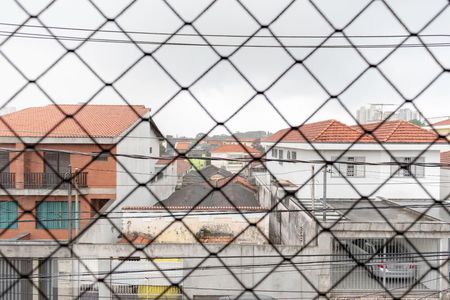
[3,21,450,39]
[4,29,450,49]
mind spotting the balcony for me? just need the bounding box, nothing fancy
[24,172,88,189]
[0,173,15,189]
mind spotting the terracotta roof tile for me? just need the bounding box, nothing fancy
[433,119,450,127]
[354,120,445,143]
[175,142,191,151]
[263,119,444,144]
[262,120,372,144]
[211,144,261,155]
[0,104,148,138]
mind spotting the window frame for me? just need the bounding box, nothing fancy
[391,156,425,178]
[331,156,366,178]
[36,201,77,229]
[0,201,18,229]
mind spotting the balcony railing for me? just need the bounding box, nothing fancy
[0,173,15,189]
[24,172,88,189]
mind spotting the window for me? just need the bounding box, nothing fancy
[292,151,297,161]
[95,153,109,161]
[331,156,365,178]
[0,201,18,229]
[0,151,9,173]
[91,199,110,217]
[278,150,284,165]
[149,147,153,154]
[391,157,425,178]
[271,148,278,158]
[36,202,77,229]
[287,151,291,160]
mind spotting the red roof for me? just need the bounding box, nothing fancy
[0,104,149,138]
[353,120,444,143]
[263,120,372,143]
[432,119,450,127]
[175,142,190,151]
[263,120,444,144]
[211,144,261,155]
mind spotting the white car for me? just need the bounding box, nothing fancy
[343,239,417,279]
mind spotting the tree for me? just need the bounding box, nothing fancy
[410,119,425,127]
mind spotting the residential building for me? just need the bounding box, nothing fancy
[181,164,232,187]
[260,119,447,201]
[356,104,421,123]
[150,158,178,201]
[210,144,261,176]
[121,170,267,244]
[0,104,162,240]
[441,151,450,200]
[425,118,450,136]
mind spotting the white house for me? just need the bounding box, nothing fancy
[210,144,261,176]
[259,119,448,202]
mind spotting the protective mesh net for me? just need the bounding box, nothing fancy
[0,0,449,299]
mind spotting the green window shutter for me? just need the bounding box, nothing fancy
[36,201,77,229]
[0,202,18,229]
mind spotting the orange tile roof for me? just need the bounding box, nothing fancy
[0,104,149,138]
[263,120,444,144]
[263,120,372,144]
[354,120,445,143]
[211,144,261,155]
[433,119,450,127]
[175,141,191,151]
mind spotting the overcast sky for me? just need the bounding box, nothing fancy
[0,0,450,137]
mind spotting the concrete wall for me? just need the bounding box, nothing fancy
[263,145,442,200]
[122,211,270,244]
[441,168,450,200]
[115,118,159,210]
[150,162,177,201]
[211,152,251,176]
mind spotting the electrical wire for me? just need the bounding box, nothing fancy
[4,28,450,48]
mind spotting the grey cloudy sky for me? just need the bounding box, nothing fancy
[0,0,449,137]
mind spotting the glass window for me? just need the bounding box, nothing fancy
[331,156,365,178]
[391,157,425,178]
[271,148,278,158]
[292,151,297,161]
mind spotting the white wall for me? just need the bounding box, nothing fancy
[441,168,450,200]
[150,162,177,201]
[123,210,270,244]
[115,119,159,210]
[262,144,442,200]
[211,152,251,175]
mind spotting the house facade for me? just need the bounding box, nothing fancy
[260,120,448,201]
[0,104,161,240]
[210,144,261,176]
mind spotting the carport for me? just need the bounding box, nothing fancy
[326,199,450,299]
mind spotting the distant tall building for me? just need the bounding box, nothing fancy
[356,104,421,123]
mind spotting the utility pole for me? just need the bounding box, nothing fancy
[322,165,327,221]
[73,168,80,299]
[67,166,72,243]
[311,165,315,215]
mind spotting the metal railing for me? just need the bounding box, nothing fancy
[0,173,15,189]
[24,172,88,189]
